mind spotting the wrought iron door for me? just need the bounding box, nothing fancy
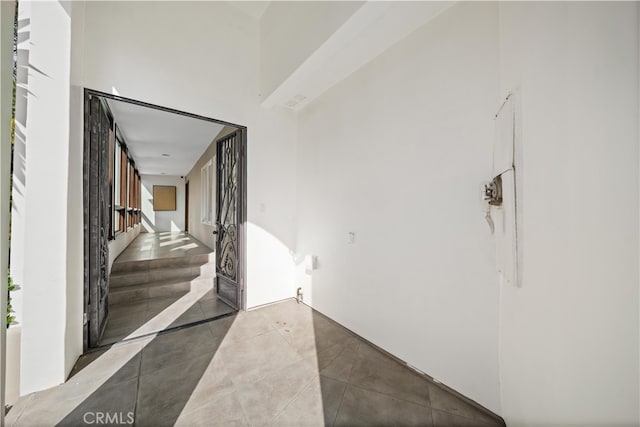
[215,129,245,309]
[84,95,110,348]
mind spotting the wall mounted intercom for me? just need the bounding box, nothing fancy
[483,175,503,206]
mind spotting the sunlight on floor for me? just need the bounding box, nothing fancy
[120,285,211,341]
[170,243,199,251]
[159,237,190,247]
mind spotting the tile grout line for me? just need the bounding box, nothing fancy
[5,393,34,427]
[268,373,318,424]
[331,339,360,427]
[132,349,144,427]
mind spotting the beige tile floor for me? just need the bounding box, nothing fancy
[5,300,504,426]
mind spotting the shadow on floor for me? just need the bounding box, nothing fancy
[7,299,505,427]
[100,292,235,346]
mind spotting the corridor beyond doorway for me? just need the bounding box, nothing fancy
[101,232,235,346]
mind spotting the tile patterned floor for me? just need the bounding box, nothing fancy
[5,300,505,427]
[102,232,234,345]
[115,232,212,262]
[101,293,235,345]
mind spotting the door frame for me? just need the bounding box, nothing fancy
[82,88,247,350]
[184,179,189,233]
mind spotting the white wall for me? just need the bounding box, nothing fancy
[81,1,298,309]
[0,0,16,417]
[15,1,74,394]
[65,0,86,381]
[141,175,185,233]
[260,1,363,100]
[497,2,640,426]
[296,2,501,413]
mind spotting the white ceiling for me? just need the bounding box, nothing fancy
[106,99,226,176]
[262,1,454,110]
[225,1,270,20]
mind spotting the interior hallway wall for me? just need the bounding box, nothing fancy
[186,126,235,250]
[141,174,185,233]
[295,2,501,413]
[497,2,640,425]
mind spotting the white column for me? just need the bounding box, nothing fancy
[17,1,73,394]
[1,1,17,424]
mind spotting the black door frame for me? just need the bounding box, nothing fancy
[83,88,248,350]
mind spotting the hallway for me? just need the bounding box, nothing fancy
[102,232,234,346]
[6,300,503,426]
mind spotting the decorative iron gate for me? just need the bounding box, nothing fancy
[84,94,111,349]
[215,129,246,309]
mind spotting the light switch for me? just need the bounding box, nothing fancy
[259,203,266,213]
[347,232,356,244]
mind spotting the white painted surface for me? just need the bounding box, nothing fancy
[260,1,363,100]
[225,1,269,21]
[5,327,21,406]
[261,1,453,110]
[82,1,257,128]
[106,99,224,176]
[295,2,501,413]
[9,0,27,328]
[498,2,640,425]
[17,0,73,394]
[141,175,186,233]
[245,108,297,308]
[0,0,16,418]
[65,0,86,381]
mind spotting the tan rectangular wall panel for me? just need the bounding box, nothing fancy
[153,185,176,211]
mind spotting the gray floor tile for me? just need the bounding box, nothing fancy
[334,385,433,427]
[174,390,247,427]
[221,329,303,385]
[15,299,501,427]
[67,340,146,386]
[217,309,275,344]
[273,375,347,427]
[432,409,502,427]
[4,394,33,427]
[140,323,223,375]
[15,377,137,427]
[348,343,430,406]
[319,342,359,382]
[137,352,234,426]
[234,358,318,425]
[277,312,359,360]
[428,384,500,425]
[199,297,235,318]
[260,299,315,330]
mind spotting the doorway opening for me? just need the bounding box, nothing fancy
[83,89,247,350]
